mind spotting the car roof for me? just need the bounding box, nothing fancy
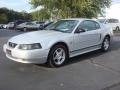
[62,18,95,22]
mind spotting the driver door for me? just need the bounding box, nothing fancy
[73,20,101,52]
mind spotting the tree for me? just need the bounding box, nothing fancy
[31,8,50,21]
[0,14,8,23]
[0,7,32,23]
[20,11,32,20]
[30,0,111,19]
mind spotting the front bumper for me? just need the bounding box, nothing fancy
[3,44,49,64]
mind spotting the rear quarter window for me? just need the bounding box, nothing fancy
[79,20,100,31]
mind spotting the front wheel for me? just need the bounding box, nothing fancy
[101,37,110,52]
[47,45,68,68]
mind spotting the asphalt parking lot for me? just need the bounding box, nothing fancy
[1,29,120,90]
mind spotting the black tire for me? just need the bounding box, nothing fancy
[101,36,110,52]
[47,45,68,68]
[116,26,120,31]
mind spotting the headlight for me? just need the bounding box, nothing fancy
[18,43,42,50]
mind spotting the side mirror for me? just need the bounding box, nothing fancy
[75,28,86,33]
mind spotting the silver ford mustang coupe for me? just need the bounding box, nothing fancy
[3,18,113,67]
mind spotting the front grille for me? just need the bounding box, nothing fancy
[8,42,17,48]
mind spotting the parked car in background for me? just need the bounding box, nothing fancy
[40,21,54,30]
[7,22,15,29]
[0,24,4,29]
[32,21,45,29]
[3,18,113,67]
[7,20,30,29]
[32,21,45,26]
[3,24,8,29]
[98,18,120,31]
[16,22,40,31]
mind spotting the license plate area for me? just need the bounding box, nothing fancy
[6,49,11,55]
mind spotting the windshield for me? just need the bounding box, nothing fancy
[45,20,79,33]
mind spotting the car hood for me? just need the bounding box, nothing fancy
[9,30,70,44]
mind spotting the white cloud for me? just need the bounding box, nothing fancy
[0,0,31,12]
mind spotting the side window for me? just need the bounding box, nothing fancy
[26,23,30,25]
[95,22,100,29]
[78,20,100,31]
[26,23,34,25]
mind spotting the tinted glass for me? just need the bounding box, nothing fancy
[78,20,100,31]
[26,22,34,25]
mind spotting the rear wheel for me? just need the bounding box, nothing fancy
[116,26,120,31]
[101,36,110,52]
[47,45,68,68]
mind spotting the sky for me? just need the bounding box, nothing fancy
[0,0,120,20]
[106,0,120,20]
[0,0,31,12]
